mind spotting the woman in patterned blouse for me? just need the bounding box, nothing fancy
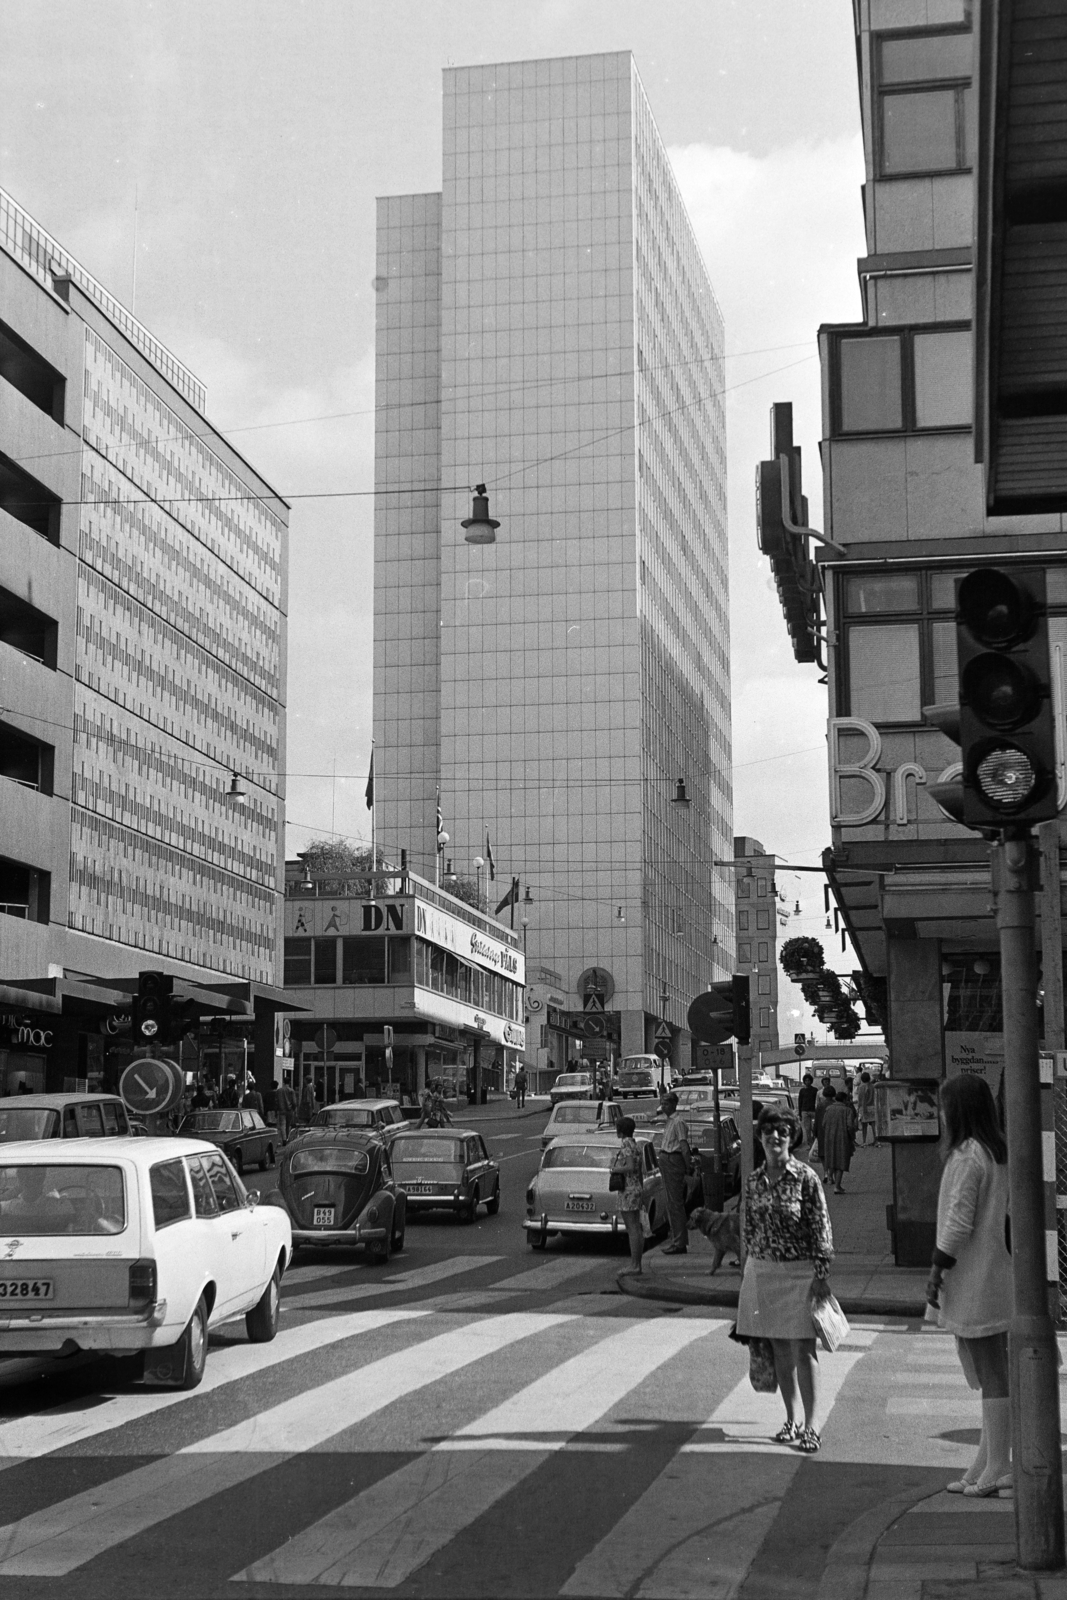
[736,1104,835,1453]
[612,1117,646,1273]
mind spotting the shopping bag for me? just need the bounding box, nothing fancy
[808,1140,819,1162]
[748,1337,778,1393]
[810,1291,849,1353]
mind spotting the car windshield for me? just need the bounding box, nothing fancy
[0,1108,60,1142]
[180,1112,240,1133]
[676,1089,714,1105]
[289,1147,370,1175]
[542,1145,615,1170]
[555,1075,591,1088]
[0,1164,126,1234]
[618,1070,653,1083]
[551,1105,602,1124]
[392,1138,463,1162]
[314,1107,377,1128]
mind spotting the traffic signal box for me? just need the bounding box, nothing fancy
[955,568,1056,829]
[133,970,173,1048]
[687,975,751,1047]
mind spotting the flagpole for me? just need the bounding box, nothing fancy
[370,742,376,880]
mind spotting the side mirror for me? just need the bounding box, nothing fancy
[245,1190,260,1208]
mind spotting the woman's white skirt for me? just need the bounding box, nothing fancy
[736,1257,818,1340]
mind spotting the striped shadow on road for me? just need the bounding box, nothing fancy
[0,1306,426,1468]
[0,1311,569,1578]
[282,1254,504,1310]
[235,1316,718,1590]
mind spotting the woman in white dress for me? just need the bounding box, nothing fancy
[926,1074,1013,1496]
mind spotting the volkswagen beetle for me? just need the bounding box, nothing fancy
[268,1127,406,1261]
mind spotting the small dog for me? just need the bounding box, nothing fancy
[688,1206,741,1275]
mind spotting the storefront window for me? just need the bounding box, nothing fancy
[342,937,387,985]
[388,939,411,981]
[284,938,311,986]
[314,938,337,985]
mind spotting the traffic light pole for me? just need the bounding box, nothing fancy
[992,832,1065,1570]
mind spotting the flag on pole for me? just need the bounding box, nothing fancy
[495,876,519,917]
[485,830,496,881]
[436,789,444,837]
[364,748,374,811]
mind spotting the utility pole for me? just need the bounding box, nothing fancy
[993,833,1065,1570]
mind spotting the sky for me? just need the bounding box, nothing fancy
[0,0,871,1027]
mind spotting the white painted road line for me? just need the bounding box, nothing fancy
[0,1312,567,1578]
[237,1316,712,1589]
[283,1254,503,1310]
[487,1258,598,1294]
[0,1306,425,1467]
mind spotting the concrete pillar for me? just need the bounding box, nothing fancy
[620,1009,645,1059]
[886,936,944,1266]
[252,1005,275,1094]
[415,1045,427,1095]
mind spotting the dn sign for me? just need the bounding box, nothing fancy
[957,567,1057,828]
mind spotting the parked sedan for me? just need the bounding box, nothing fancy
[540,1099,621,1151]
[390,1128,500,1221]
[0,1137,291,1389]
[548,1072,595,1107]
[269,1127,406,1260]
[309,1100,407,1142]
[176,1109,276,1175]
[0,1094,132,1142]
[524,1136,666,1249]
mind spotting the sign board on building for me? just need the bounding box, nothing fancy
[415,902,524,983]
[944,1033,1004,1098]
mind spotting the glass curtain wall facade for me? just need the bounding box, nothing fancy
[373,52,731,1050]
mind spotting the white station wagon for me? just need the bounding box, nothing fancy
[0,1137,292,1389]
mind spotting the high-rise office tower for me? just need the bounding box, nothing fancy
[373,52,731,1061]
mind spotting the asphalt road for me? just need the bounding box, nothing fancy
[0,1100,1011,1598]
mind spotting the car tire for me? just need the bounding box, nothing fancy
[266,1144,275,1167]
[529,1231,547,1250]
[233,1150,244,1177]
[460,1193,477,1223]
[165,1294,209,1390]
[246,1266,281,1344]
[485,1182,501,1216]
[391,1198,406,1254]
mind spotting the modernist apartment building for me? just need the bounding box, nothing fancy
[733,837,780,1079]
[761,1,1067,1262]
[0,188,292,1093]
[281,862,525,1101]
[373,52,733,1067]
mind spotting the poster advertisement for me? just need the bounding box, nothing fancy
[873,1079,940,1140]
[944,1033,1004,1098]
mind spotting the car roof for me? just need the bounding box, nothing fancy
[393,1126,470,1139]
[0,1093,126,1110]
[0,1136,223,1161]
[321,1099,399,1112]
[287,1126,382,1147]
[550,1098,616,1111]
[545,1133,649,1150]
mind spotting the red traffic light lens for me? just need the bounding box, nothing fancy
[973,744,1039,810]
[960,653,1041,729]
[957,569,1035,648]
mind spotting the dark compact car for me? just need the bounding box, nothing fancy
[176,1109,276,1175]
[269,1127,406,1260]
[390,1128,501,1221]
[0,1094,132,1142]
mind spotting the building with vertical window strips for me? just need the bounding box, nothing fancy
[0,187,294,1094]
[732,837,780,1081]
[373,52,733,1071]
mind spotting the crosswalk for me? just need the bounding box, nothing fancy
[0,1274,1063,1597]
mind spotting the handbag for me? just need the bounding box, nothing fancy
[748,1337,778,1393]
[810,1290,849,1353]
[808,1139,819,1162]
[608,1169,625,1192]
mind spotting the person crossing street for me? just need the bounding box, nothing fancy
[657,1091,693,1254]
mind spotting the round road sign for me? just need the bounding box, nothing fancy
[120,1058,184,1116]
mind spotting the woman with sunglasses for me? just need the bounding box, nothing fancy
[736,1104,834,1453]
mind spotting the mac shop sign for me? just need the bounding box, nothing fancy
[1,1013,53,1051]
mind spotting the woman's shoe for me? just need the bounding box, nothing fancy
[794,1426,821,1454]
[946,1477,978,1494]
[772,1421,800,1443]
[963,1480,1003,1497]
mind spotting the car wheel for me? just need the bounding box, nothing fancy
[366,1231,391,1264]
[485,1182,501,1216]
[529,1231,547,1250]
[246,1266,281,1344]
[154,1294,208,1390]
[460,1193,477,1223]
[391,1198,406,1254]
[233,1149,244,1177]
[266,1144,275,1167]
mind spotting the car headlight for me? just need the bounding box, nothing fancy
[526,1187,535,1206]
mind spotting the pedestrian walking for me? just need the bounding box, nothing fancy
[191,1080,211,1110]
[797,1074,817,1148]
[611,1117,645,1274]
[855,1071,878,1146]
[812,1082,836,1167]
[219,1075,240,1109]
[241,1080,265,1117]
[926,1075,1013,1497]
[656,1091,692,1254]
[297,1078,317,1125]
[514,1067,527,1109]
[276,1079,296,1143]
[736,1104,834,1454]
[820,1090,853,1193]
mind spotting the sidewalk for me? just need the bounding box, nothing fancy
[619,1142,930,1318]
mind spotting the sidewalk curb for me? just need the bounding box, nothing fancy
[615,1269,926,1320]
[815,1484,946,1600]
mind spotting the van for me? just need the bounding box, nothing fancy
[0,1094,132,1143]
[614,1054,674,1099]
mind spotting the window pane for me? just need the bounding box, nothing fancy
[313,937,337,985]
[1049,569,1067,606]
[880,33,971,84]
[845,573,920,614]
[342,936,387,985]
[757,975,772,995]
[187,1157,218,1217]
[151,1160,191,1228]
[913,330,972,427]
[929,571,963,610]
[284,938,311,986]
[756,909,771,930]
[839,338,903,431]
[882,89,958,173]
[388,938,411,980]
[931,620,959,704]
[848,623,922,722]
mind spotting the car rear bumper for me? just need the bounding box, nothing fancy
[400,1193,466,1210]
[523,1215,621,1236]
[291,1225,388,1247]
[0,1300,170,1354]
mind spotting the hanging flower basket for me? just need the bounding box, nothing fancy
[780,936,826,980]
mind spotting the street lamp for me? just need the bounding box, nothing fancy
[462,485,500,545]
[436,829,449,887]
[672,778,691,807]
[225,771,247,801]
[473,855,485,909]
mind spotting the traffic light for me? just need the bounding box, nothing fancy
[133,970,173,1047]
[924,567,1058,830]
[686,975,751,1047]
